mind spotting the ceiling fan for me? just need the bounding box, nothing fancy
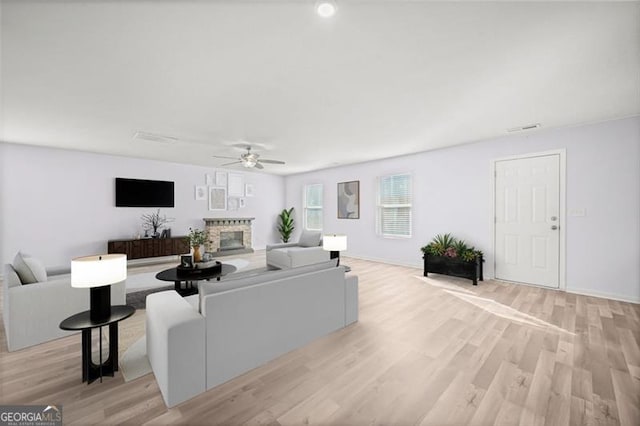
[212,146,285,169]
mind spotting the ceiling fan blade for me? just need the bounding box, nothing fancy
[254,162,264,169]
[212,155,239,160]
[221,161,242,166]
[259,159,285,164]
[230,143,252,150]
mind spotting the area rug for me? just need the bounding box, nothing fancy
[125,272,170,293]
[120,335,151,382]
[126,286,174,310]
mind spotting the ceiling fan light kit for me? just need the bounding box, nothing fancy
[316,0,337,18]
[242,154,258,168]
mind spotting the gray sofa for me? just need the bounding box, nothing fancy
[266,230,330,269]
[146,260,358,407]
[3,260,126,352]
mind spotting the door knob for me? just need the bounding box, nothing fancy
[551,225,558,230]
[550,216,557,221]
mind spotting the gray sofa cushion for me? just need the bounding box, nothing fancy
[298,230,322,247]
[12,252,47,284]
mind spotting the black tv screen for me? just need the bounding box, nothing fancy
[115,178,175,207]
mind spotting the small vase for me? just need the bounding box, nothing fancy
[193,246,202,263]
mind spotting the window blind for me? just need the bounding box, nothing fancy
[304,184,323,231]
[377,174,412,237]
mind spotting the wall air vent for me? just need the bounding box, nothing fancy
[506,123,541,133]
[132,131,179,144]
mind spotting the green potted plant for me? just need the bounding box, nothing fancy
[420,233,484,285]
[187,227,209,263]
[278,207,295,243]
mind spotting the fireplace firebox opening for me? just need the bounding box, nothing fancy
[220,231,245,251]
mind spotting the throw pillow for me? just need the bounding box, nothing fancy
[298,230,321,247]
[4,265,22,289]
[24,257,47,283]
[12,252,47,284]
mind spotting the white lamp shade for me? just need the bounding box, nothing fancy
[323,234,347,251]
[71,254,127,288]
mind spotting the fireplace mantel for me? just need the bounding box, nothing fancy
[203,217,255,226]
[203,217,254,256]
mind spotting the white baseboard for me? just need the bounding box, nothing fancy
[565,287,640,305]
[343,258,639,305]
[343,254,422,270]
[486,275,639,305]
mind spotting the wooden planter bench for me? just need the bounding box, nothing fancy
[423,254,484,285]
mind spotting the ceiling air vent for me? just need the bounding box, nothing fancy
[506,123,541,133]
[132,131,179,144]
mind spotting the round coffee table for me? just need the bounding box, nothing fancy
[155,263,237,296]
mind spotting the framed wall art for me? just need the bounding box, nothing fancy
[227,197,239,211]
[215,171,227,187]
[337,180,360,219]
[228,173,244,196]
[195,185,207,201]
[180,254,194,269]
[208,187,227,211]
[245,183,254,197]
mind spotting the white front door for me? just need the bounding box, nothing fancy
[494,154,560,288]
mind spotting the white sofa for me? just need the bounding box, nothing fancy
[266,230,330,269]
[146,260,358,407]
[3,263,126,352]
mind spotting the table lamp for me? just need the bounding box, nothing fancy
[323,234,347,266]
[71,254,127,322]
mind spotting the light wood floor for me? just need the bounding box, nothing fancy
[1,253,639,425]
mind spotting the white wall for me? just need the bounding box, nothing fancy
[0,144,285,269]
[0,143,6,268]
[284,117,640,303]
[2,118,638,302]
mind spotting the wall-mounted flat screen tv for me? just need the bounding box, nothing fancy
[115,178,175,207]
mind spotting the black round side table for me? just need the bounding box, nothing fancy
[60,305,135,384]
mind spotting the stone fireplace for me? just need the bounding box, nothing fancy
[203,217,254,256]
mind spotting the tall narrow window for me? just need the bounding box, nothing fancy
[377,173,412,238]
[304,184,323,231]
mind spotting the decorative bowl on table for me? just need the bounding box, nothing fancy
[176,260,222,277]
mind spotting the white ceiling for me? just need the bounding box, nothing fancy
[1,0,639,175]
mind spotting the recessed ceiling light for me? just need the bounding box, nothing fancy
[316,0,337,18]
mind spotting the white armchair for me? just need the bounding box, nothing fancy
[3,261,126,351]
[266,230,331,269]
